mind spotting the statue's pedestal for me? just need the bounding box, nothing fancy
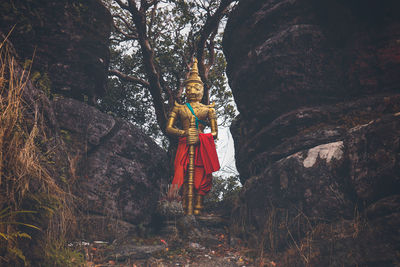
[157,200,184,236]
[176,214,201,239]
[157,200,228,242]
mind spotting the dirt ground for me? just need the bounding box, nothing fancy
[77,213,277,267]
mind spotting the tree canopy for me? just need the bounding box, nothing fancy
[99,0,238,146]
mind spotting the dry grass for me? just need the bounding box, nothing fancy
[231,201,323,266]
[0,34,75,265]
[285,209,315,265]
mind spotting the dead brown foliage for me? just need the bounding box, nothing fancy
[0,33,74,266]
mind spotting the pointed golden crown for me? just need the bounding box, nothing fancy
[184,58,203,85]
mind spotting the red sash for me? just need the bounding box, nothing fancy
[172,133,220,195]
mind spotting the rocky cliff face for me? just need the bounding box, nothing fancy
[54,97,169,240]
[1,0,169,241]
[223,0,400,265]
[0,0,111,104]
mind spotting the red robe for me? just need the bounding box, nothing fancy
[172,133,220,195]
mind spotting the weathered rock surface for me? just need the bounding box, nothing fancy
[224,0,400,265]
[0,0,111,103]
[53,97,170,240]
[1,0,169,241]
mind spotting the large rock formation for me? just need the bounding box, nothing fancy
[1,0,169,241]
[54,97,169,240]
[224,0,400,265]
[0,0,111,103]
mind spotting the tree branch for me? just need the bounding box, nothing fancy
[140,0,147,12]
[196,0,237,104]
[128,2,169,133]
[113,14,137,34]
[113,23,138,40]
[140,0,158,12]
[109,69,150,87]
[114,0,129,10]
[196,0,236,63]
[148,3,158,39]
[205,28,217,74]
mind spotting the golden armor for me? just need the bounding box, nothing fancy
[166,58,218,215]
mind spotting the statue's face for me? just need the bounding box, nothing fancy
[185,82,203,102]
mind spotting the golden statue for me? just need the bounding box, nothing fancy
[166,58,220,215]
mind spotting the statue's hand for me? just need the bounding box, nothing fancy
[186,127,199,145]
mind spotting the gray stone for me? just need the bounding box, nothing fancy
[224,0,400,265]
[0,0,112,103]
[54,97,170,233]
[108,244,166,261]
